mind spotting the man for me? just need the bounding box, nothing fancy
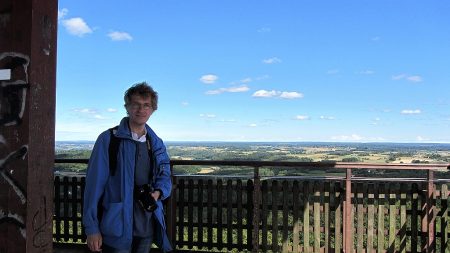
[83,82,172,253]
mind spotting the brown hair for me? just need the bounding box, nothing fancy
[124,82,158,110]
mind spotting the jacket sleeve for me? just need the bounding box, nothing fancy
[152,138,172,201]
[82,131,110,235]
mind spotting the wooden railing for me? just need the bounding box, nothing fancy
[54,159,450,252]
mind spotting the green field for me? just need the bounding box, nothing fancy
[55,142,450,178]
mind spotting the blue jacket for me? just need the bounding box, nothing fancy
[83,117,173,251]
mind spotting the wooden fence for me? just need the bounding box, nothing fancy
[53,159,450,252]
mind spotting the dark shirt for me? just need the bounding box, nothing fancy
[133,140,154,237]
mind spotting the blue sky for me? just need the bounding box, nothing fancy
[56,1,450,143]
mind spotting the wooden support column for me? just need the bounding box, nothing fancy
[0,0,57,252]
[344,168,353,253]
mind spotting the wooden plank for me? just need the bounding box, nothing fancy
[236,180,243,250]
[400,183,407,253]
[217,179,223,249]
[293,181,300,253]
[428,171,436,253]
[80,177,86,241]
[441,184,449,253]
[324,182,330,253]
[421,182,427,252]
[207,179,213,249]
[314,181,321,253]
[197,179,204,247]
[357,183,364,253]
[349,181,355,253]
[411,183,419,253]
[261,180,268,251]
[187,179,194,248]
[377,183,385,253]
[272,180,279,252]
[282,180,290,253]
[70,177,79,241]
[388,183,397,252]
[227,180,233,250]
[246,179,254,251]
[303,181,310,253]
[178,179,185,247]
[334,182,342,253]
[367,183,374,253]
[54,176,61,241]
[63,177,69,241]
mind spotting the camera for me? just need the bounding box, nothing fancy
[134,184,157,212]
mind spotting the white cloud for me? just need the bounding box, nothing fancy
[108,31,133,41]
[206,85,249,95]
[200,74,218,84]
[228,86,250,92]
[407,75,423,82]
[200,114,216,118]
[295,115,310,120]
[280,91,303,99]
[252,89,304,99]
[249,123,257,127]
[252,90,279,98]
[262,57,281,64]
[58,8,68,20]
[331,134,363,141]
[401,109,421,114]
[320,116,335,120]
[72,108,111,120]
[94,114,107,120]
[73,108,97,114]
[416,136,430,141]
[62,17,93,37]
[392,74,423,83]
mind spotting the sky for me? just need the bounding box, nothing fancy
[56,0,450,143]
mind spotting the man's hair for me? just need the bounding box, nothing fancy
[124,82,158,110]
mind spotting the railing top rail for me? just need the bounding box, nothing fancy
[55,158,450,171]
[170,159,450,170]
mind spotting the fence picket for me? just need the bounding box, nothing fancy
[314,181,321,253]
[367,183,374,252]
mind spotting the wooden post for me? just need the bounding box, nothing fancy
[0,0,57,252]
[166,164,177,248]
[344,168,353,253]
[252,166,261,253]
[427,170,435,253]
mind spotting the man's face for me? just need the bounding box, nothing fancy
[126,95,153,127]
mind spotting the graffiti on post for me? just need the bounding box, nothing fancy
[0,145,28,238]
[0,51,30,241]
[32,196,50,248]
[0,52,30,127]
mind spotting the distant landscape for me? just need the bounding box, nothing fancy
[55,141,450,178]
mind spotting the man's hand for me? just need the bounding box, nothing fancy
[151,190,161,200]
[87,233,102,252]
